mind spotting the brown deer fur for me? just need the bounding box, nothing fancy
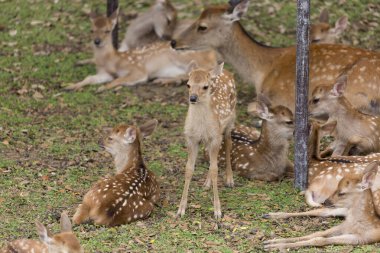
[309,76,380,156]
[219,102,294,181]
[65,9,217,92]
[264,162,380,251]
[177,63,236,219]
[0,213,83,253]
[73,120,160,226]
[119,0,177,52]
[172,0,380,115]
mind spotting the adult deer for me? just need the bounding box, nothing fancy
[172,0,380,115]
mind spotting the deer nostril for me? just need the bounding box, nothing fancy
[170,40,176,48]
[94,38,101,45]
[189,95,198,103]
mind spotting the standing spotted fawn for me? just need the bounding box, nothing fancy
[177,62,236,219]
[119,0,177,52]
[73,120,160,226]
[264,162,380,251]
[1,213,83,253]
[310,8,348,44]
[172,0,380,114]
[219,101,294,181]
[309,75,380,157]
[65,9,217,92]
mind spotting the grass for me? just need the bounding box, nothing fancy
[0,0,379,252]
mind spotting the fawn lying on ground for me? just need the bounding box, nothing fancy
[65,9,216,92]
[310,8,348,44]
[309,75,380,157]
[73,120,160,226]
[0,213,83,253]
[119,0,177,52]
[218,100,294,181]
[177,63,236,219]
[172,0,380,115]
[264,162,380,251]
[297,120,380,207]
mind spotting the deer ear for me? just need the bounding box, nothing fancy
[109,7,119,30]
[320,120,337,135]
[60,212,72,233]
[224,0,249,23]
[360,162,380,190]
[249,101,273,120]
[124,127,137,144]
[140,119,158,138]
[331,75,347,97]
[187,61,198,75]
[36,221,53,244]
[318,8,329,23]
[209,62,224,78]
[257,93,272,107]
[334,16,348,34]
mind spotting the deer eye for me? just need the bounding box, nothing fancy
[186,84,190,88]
[285,121,293,125]
[338,192,346,197]
[203,86,209,90]
[105,30,111,34]
[312,98,320,104]
[197,25,208,32]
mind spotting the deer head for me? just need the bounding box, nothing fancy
[310,9,348,44]
[89,8,118,48]
[152,0,177,40]
[172,0,249,50]
[186,62,224,104]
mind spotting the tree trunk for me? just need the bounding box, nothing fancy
[107,0,119,49]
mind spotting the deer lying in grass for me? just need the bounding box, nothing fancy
[65,9,217,92]
[218,101,294,181]
[172,0,380,115]
[263,162,380,251]
[73,120,160,226]
[177,63,236,219]
[119,0,177,52]
[309,75,380,157]
[310,8,348,44]
[0,213,83,253]
[288,120,380,207]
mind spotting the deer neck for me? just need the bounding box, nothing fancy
[218,22,285,91]
[348,190,380,224]
[93,42,119,65]
[114,142,144,174]
[330,98,358,121]
[257,121,289,154]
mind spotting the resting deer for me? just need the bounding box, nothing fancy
[292,120,380,207]
[263,162,380,251]
[219,101,294,181]
[118,0,177,52]
[309,75,380,157]
[73,120,160,226]
[310,8,348,44]
[65,9,217,92]
[0,213,83,253]
[177,62,236,219]
[172,0,380,115]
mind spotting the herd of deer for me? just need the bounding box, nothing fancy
[5,0,380,252]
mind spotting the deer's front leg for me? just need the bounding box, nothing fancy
[177,138,199,218]
[208,138,223,219]
[264,233,360,251]
[97,68,147,92]
[224,128,234,187]
[64,72,113,91]
[264,207,347,220]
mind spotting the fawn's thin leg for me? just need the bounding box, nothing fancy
[208,138,222,219]
[64,72,113,91]
[265,223,343,245]
[264,234,361,251]
[177,138,199,217]
[97,68,148,92]
[224,129,234,187]
[75,58,94,66]
[265,207,347,219]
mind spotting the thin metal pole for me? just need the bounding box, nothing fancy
[294,0,310,190]
[107,0,119,49]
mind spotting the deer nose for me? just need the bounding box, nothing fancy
[94,38,101,46]
[189,94,198,103]
[170,40,176,48]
